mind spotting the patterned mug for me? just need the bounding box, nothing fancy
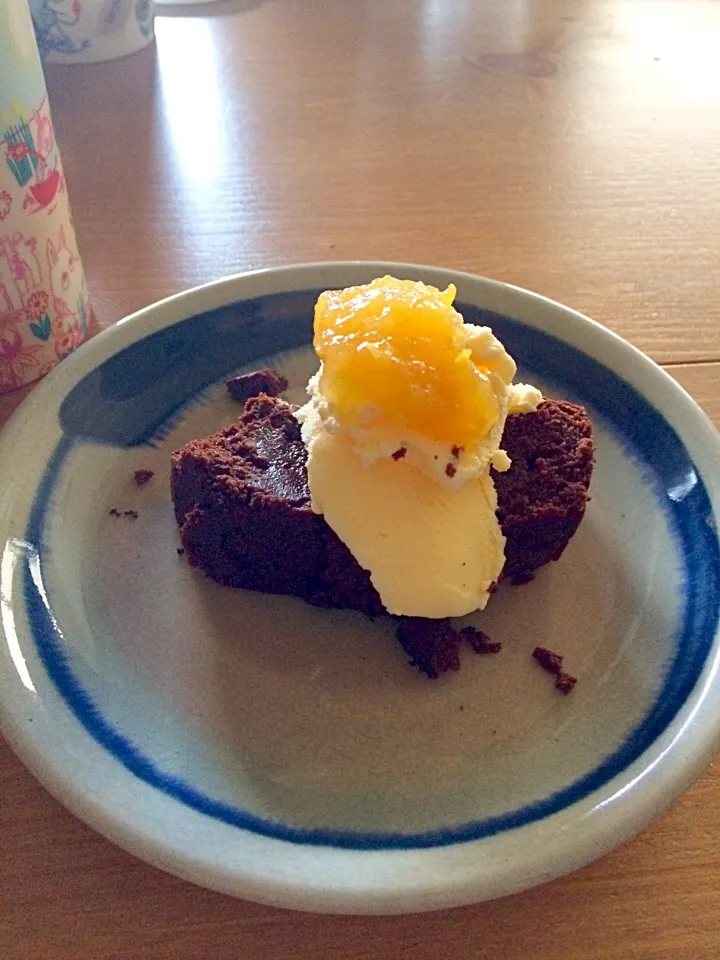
[29,0,154,64]
[0,0,92,394]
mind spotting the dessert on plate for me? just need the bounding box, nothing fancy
[171,277,594,675]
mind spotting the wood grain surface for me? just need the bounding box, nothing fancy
[2,1,720,957]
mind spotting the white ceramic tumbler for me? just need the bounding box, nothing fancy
[0,0,92,393]
[29,0,154,64]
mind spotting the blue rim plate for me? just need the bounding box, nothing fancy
[1,263,719,914]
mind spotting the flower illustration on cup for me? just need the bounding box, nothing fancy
[26,289,50,320]
[0,311,44,392]
[54,330,76,359]
[26,289,52,340]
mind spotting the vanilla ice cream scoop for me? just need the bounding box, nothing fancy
[295,276,542,618]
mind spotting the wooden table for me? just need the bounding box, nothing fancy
[3,1,719,956]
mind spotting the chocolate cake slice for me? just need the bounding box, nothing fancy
[171,395,594,622]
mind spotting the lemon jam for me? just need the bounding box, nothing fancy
[313,276,513,447]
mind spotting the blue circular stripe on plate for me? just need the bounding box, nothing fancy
[23,294,720,850]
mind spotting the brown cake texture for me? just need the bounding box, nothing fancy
[492,399,594,579]
[171,394,594,631]
[394,620,503,679]
[225,368,288,403]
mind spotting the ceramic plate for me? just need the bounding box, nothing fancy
[1,263,719,914]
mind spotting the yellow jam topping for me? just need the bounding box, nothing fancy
[314,276,508,446]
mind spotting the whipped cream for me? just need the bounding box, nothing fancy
[295,279,542,618]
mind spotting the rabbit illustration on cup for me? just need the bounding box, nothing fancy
[47,225,85,354]
[0,232,43,313]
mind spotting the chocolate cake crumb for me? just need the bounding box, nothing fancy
[532,646,564,674]
[110,507,139,520]
[391,447,407,461]
[555,671,577,694]
[395,618,461,679]
[395,620,500,676]
[226,368,288,403]
[510,571,535,586]
[533,646,576,693]
[445,463,457,478]
[134,469,154,487]
[176,547,185,556]
[460,626,502,654]
[451,445,463,458]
